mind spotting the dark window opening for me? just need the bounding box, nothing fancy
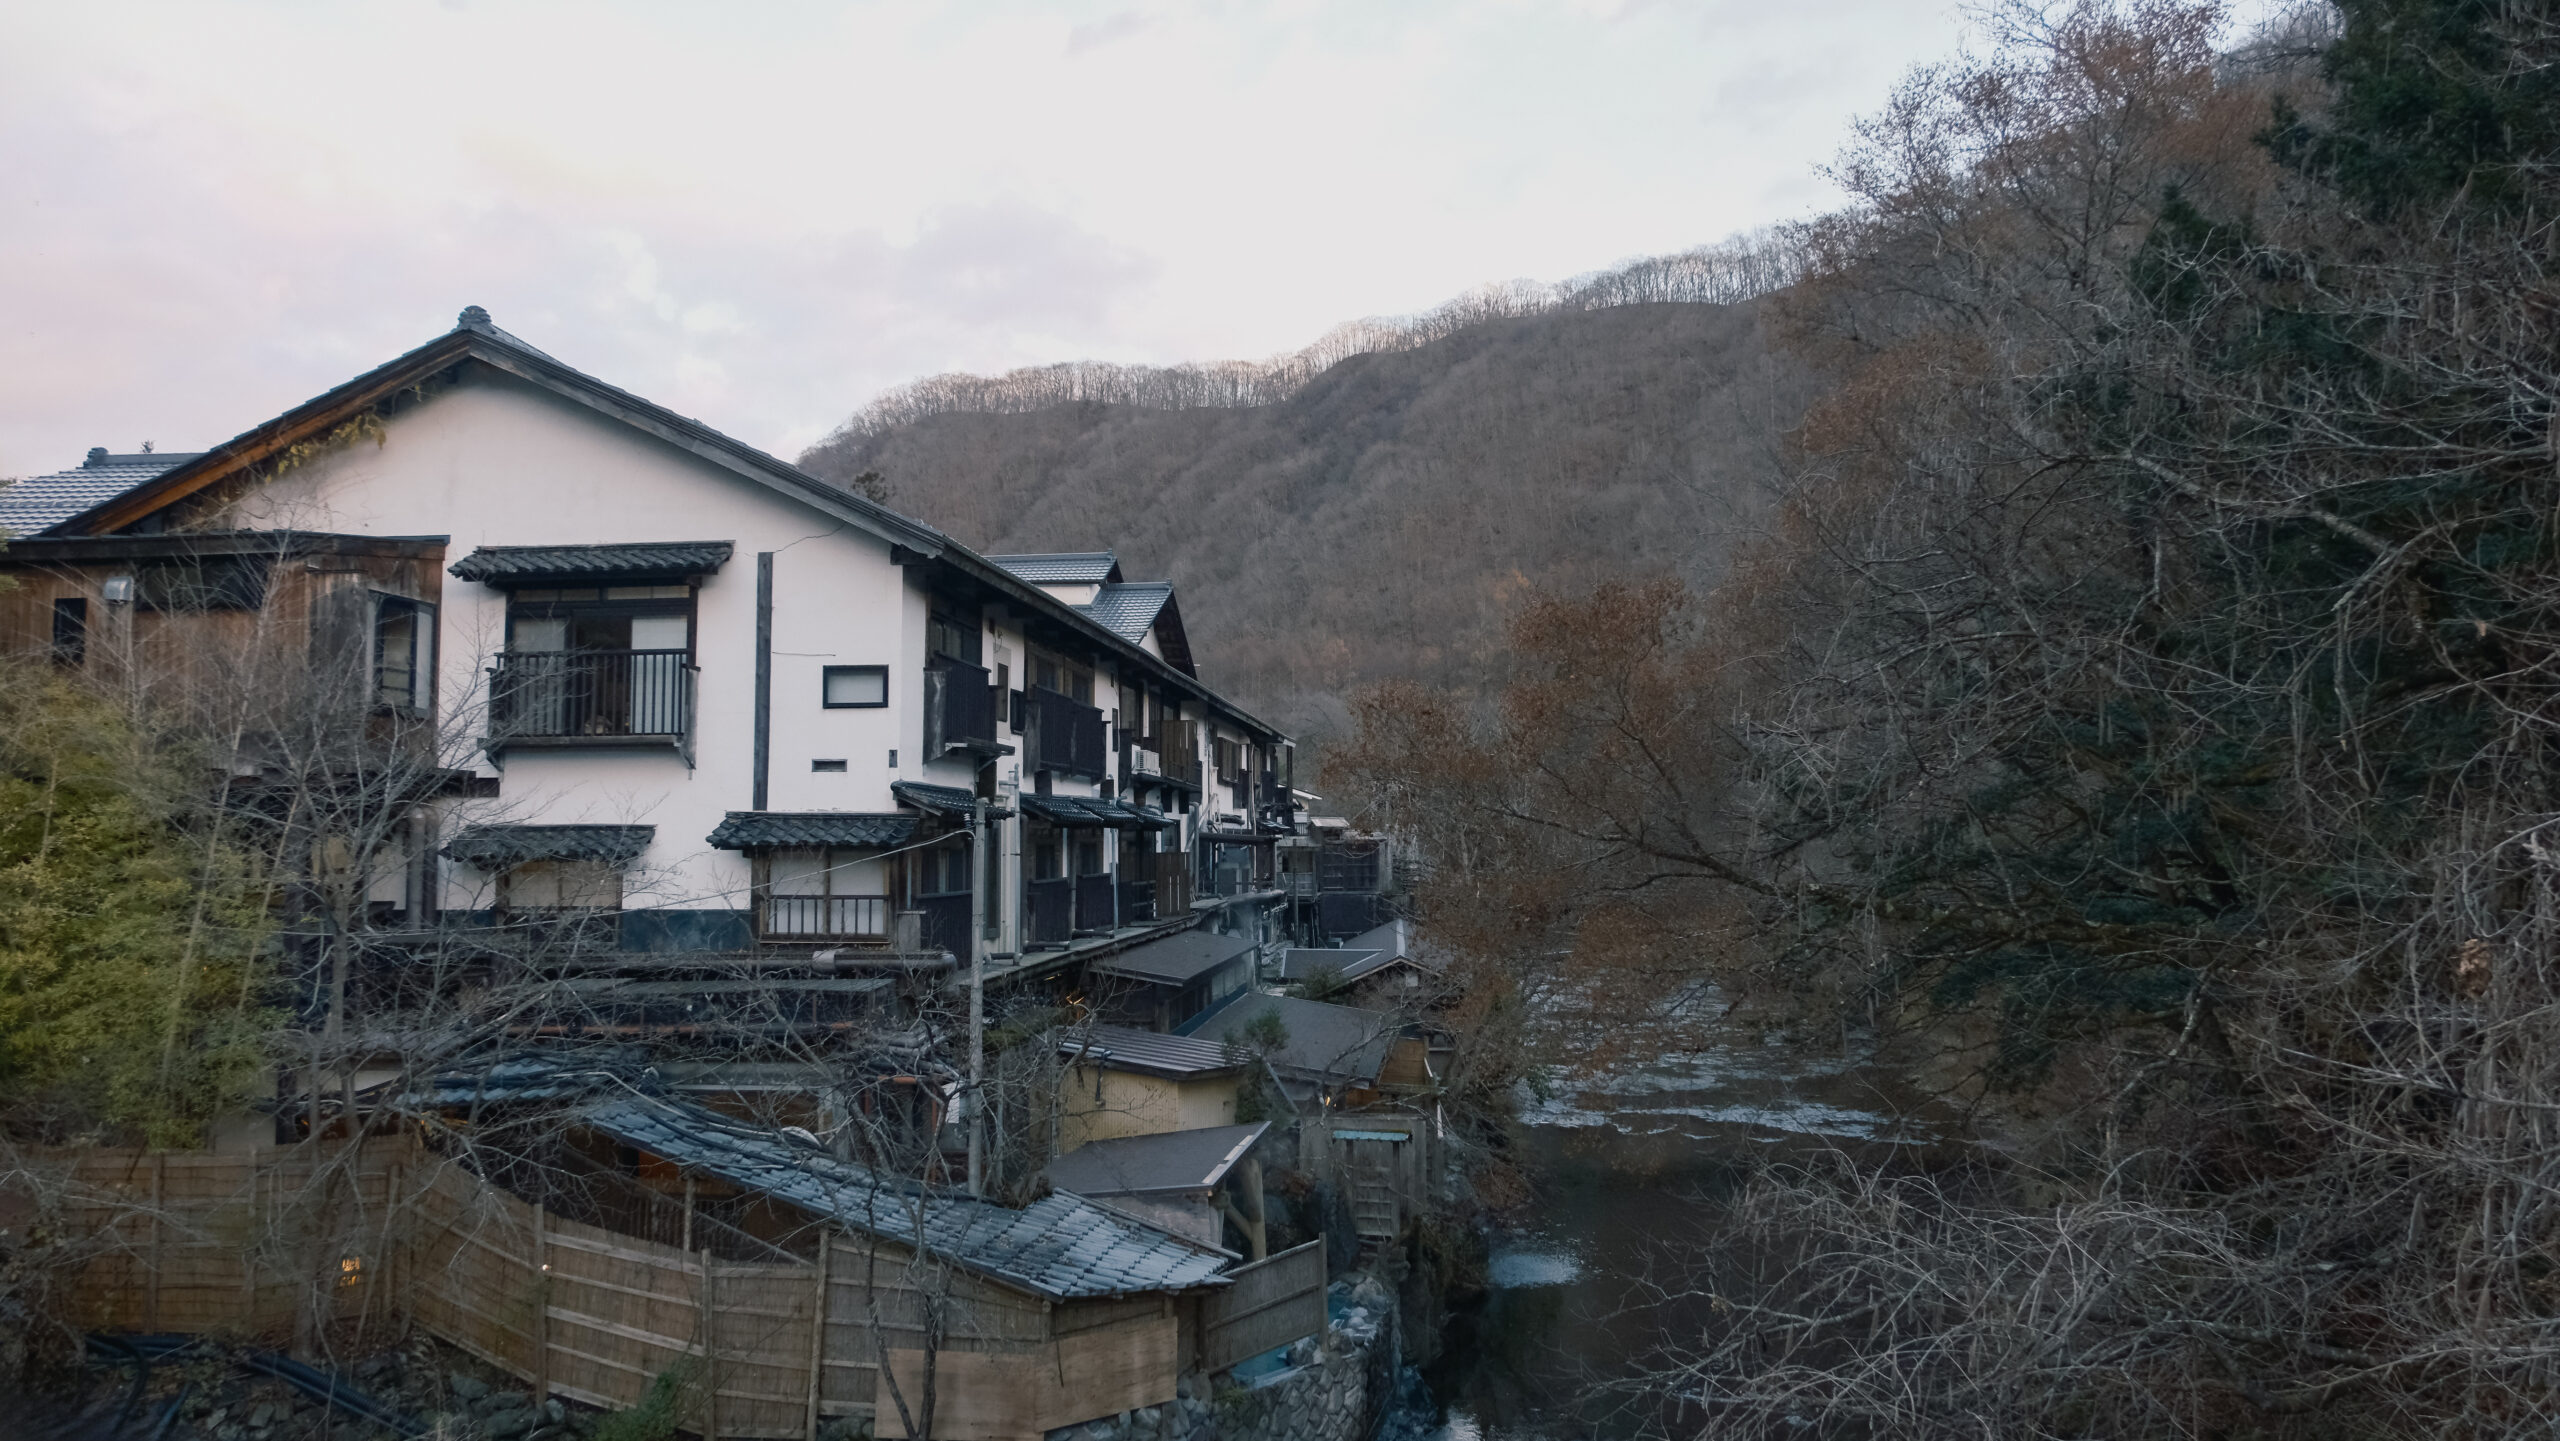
[918,840,972,897]
[139,555,271,612]
[1033,828,1065,881]
[928,611,983,666]
[811,758,848,772]
[50,598,86,667]
[373,595,433,712]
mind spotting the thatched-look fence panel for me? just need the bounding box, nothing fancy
[27,1134,1321,1440]
[48,1139,406,1343]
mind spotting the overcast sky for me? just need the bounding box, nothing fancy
[0,0,1981,478]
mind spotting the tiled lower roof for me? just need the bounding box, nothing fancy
[583,1094,1232,1299]
[891,780,979,817]
[450,540,734,582]
[1079,582,1174,643]
[0,454,198,536]
[987,552,1119,585]
[705,812,916,850]
[442,824,655,868]
[1019,793,1174,828]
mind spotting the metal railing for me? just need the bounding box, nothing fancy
[490,649,694,740]
[760,893,888,941]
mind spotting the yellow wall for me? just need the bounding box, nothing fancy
[1058,1065,1239,1151]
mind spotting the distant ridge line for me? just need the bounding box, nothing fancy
[821,228,1801,443]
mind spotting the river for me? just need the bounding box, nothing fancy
[1407,1025,1951,1438]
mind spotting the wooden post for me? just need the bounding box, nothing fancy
[699,1245,719,1441]
[146,1153,165,1331]
[531,1203,550,1404]
[804,1230,830,1441]
[682,1175,696,1254]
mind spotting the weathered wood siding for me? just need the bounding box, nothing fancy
[1198,1241,1327,1373]
[27,1138,1236,1441]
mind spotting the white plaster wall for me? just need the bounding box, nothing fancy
[210,370,918,917]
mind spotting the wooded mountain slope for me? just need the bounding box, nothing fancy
[800,301,1795,753]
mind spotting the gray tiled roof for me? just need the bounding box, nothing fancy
[1060,1023,1241,1078]
[1079,582,1174,644]
[1276,948,1389,983]
[891,780,980,818]
[1185,993,1400,1087]
[442,824,655,868]
[1090,929,1259,987]
[1018,793,1173,828]
[450,540,735,582]
[988,552,1120,584]
[1047,1122,1268,1198]
[706,812,916,850]
[583,1094,1233,1299]
[0,453,199,536]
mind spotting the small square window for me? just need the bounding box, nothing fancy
[823,665,888,708]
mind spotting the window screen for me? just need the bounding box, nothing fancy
[823,665,888,708]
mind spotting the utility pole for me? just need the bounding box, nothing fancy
[966,796,987,1197]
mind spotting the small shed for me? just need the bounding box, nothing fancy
[1087,929,1257,1031]
[1046,1120,1271,1253]
[1057,1024,1242,1150]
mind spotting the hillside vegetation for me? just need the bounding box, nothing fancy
[801,298,1801,749]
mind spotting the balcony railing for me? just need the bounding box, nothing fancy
[1075,872,1117,933]
[926,658,1001,756]
[1026,687,1107,778]
[1152,849,1194,914]
[760,893,888,941]
[1026,877,1073,947]
[490,649,694,748]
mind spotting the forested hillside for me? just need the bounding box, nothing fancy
[800,298,1801,749]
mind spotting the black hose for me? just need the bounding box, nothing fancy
[146,1383,192,1441]
[81,1334,151,1436]
[87,1334,426,1439]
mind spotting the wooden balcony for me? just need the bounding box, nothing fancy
[926,657,1002,756]
[1027,687,1107,778]
[759,893,888,942]
[1074,872,1117,933]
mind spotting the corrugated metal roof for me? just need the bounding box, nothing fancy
[583,1094,1232,1299]
[0,453,199,536]
[449,541,734,582]
[442,824,655,868]
[1018,793,1173,828]
[1090,929,1259,987]
[1059,1024,1240,1078]
[1047,1122,1268,1198]
[987,552,1120,585]
[706,812,916,850]
[1079,582,1174,644]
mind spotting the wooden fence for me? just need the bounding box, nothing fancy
[29,1136,1332,1441]
[1198,1241,1327,1373]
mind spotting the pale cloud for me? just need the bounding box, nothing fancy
[0,0,1989,476]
